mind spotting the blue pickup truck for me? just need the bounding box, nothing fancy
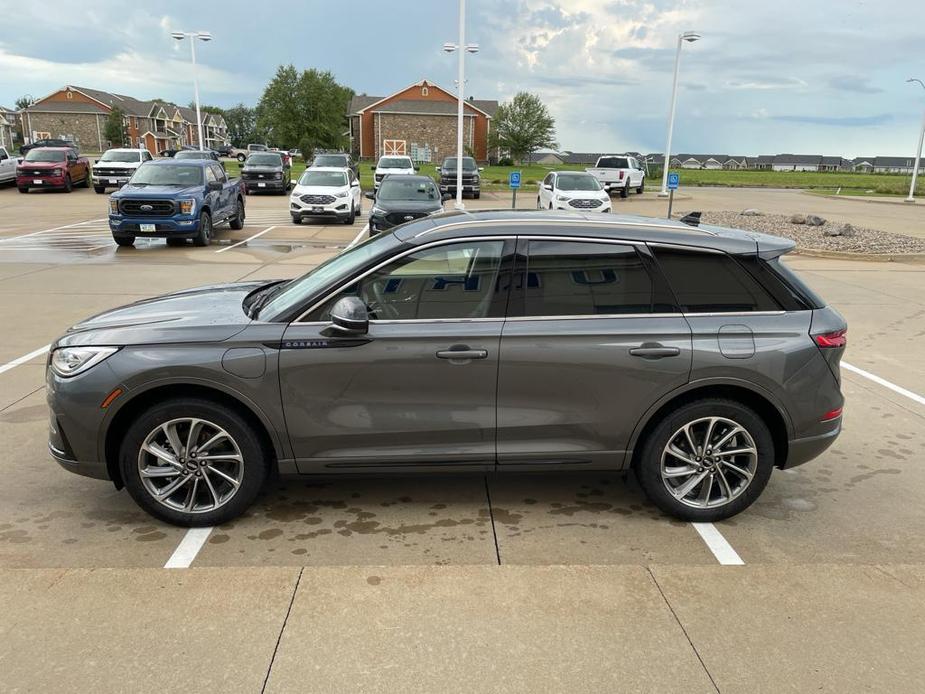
[108,159,246,247]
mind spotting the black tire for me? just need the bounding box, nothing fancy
[634,398,774,522]
[620,183,628,198]
[536,197,541,209]
[114,236,135,247]
[118,398,268,527]
[291,215,302,224]
[343,202,356,225]
[79,171,90,188]
[193,211,212,247]
[636,178,645,194]
[229,198,245,230]
[94,186,106,194]
[63,175,72,193]
[18,186,28,194]
[237,153,246,163]
[166,237,186,247]
[473,192,480,199]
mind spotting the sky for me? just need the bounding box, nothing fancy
[1,0,923,157]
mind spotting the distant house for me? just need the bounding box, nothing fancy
[872,156,925,174]
[772,154,822,172]
[700,155,726,170]
[526,149,564,165]
[671,154,702,168]
[0,106,15,148]
[819,156,846,172]
[723,156,747,170]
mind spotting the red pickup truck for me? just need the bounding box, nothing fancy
[17,147,91,193]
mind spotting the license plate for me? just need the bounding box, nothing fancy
[258,182,266,188]
[139,224,156,232]
[109,178,118,184]
[33,179,42,184]
[312,206,324,213]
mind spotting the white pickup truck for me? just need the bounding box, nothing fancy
[585,155,646,198]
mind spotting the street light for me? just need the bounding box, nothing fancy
[171,31,213,151]
[443,0,479,210]
[905,78,925,203]
[659,31,701,197]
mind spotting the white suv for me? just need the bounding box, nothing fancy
[289,167,363,225]
[372,155,416,190]
[92,148,152,193]
[538,171,612,213]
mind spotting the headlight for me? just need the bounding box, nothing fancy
[473,175,480,183]
[51,346,119,378]
[370,206,385,215]
[274,172,282,180]
[109,199,119,214]
[334,189,349,198]
[53,168,63,176]
[556,195,571,202]
[179,199,195,215]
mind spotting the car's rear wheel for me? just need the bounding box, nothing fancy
[17,186,28,194]
[193,211,212,247]
[113,236,135,247]
[229,198,245,229]
[635,399,774,522]
[237,153,246,163]
[119,398,268,526]
[620,183,628,198]
[79,171,90,187]
[94,186,106,194]
[636,178,645,194]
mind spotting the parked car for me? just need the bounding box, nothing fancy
[214,144,235,157]
[372,155,416,190]
[0,146,19,184]
[108,159,245,247]
[289,167,362,224]
[16,147,90,193]
[45,210,846,526]
[241,152,290,194]
[232,143,268,163]
[537,171,612,213]
[91,148,153,193]
[586,154,646,197]
[174,149,225,170]
[310,152,358,178]
[20,138,76,156]
[159,146,196,158]
[365,175,448,234]
[437,156,483,198]
[269,148,292,168]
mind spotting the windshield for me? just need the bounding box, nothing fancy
[313,155,348,167]
[378,178,440,201]
[596,157,629,169]
[129,164,203,186]
[259,232,402,320]
[557,173,602,191]
[248,144,267,151]
[378,157,412,169]
[25,149,66,162]
[299,170,348,187]
[441,157,477,172]
[174,151,212,160]
[247,153,282,166]
[100,151,141,163]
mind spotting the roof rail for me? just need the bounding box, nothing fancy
[413,214,717,238]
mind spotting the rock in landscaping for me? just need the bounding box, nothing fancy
[740,208,762,216]
[789,214,806,224]
[824,223,856,237]
[806,214,826,226]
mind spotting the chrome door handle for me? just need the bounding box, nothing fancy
[629,344,681,359]
[436,346,488,361]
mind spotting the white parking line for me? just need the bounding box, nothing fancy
[214,225,276,253]
[0,218,108,242]
[347,222,370,248]
[691,522,744,565]
[0,344,50,376]
[164,527,213,568]
[843,361,925,406]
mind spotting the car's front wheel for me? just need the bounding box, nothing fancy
[119,398,268,526]
[635,399,774,522]
[94,186,106,194]
[193,211,212,247]
[113,236,135,247]
[229,198,245,230]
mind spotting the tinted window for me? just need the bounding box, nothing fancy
[319,241,506,321]
[523,241,655,316]
[653,247,780,312]
[597,157,628,169]
[377,178,439,201]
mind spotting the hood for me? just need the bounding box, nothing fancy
[113,184,201,198]
[94,161,139,169]
[373,198,443,214]
[557,189,610,200]
[243,165,283,173]
[376,167,415,175]
[292,184,350,196]
[18,160,66,169]
[54,280,274,348]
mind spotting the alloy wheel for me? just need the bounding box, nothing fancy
[659,416,758,509]
[137,417,244,513]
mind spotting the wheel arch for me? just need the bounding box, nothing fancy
[627,379,792,470]
[102,381,283,488]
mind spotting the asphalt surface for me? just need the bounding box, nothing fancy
[1,183,924,692]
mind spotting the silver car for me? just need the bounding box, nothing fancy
[46,211,846,526]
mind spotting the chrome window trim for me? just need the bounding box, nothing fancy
[647,241,724,253]
[518,235,643,246]
[413,217,717,238]
[682,310,787,317]
[505,313,682,322]
[294,235,515,322]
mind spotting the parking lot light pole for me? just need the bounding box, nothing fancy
[659,31,701,197]
[443,0,479,211]
[905,78,925,203]
[171,31,212,151]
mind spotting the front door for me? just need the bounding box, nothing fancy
[280,238,514,472]
[497,238,692,469]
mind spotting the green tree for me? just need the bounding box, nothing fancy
[256,65,353,153]
[190,102,225,116]
[223,103,259,147]
[488,92,557,164]
[14,95,33,110]
[104,107,127,147]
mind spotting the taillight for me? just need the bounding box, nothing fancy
[814,329,846,348]
[821,406,843,422]
[619,171,625,180]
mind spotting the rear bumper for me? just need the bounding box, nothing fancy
[109,214,201,237]
[782,420,842,469]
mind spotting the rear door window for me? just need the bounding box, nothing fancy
[652,247,781,313]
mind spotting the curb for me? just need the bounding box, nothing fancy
[807,192,921,207]
[792,247,925,263]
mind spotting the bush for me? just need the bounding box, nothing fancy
[497,157,513,166]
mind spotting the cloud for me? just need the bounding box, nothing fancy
[725,76,808,90]
[828,75,884,94]
[771,113,893,127]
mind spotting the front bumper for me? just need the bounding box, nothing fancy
[551,201,612,213]
[16,174,67,188]
[440,181,480,194]
[290,196,352,219]
[109,213,202,238]
[368,215,394,233]
[92,174,131,188]
[244,179,286,192]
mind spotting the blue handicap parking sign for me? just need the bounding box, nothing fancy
[509,171,521,189]
[667,172,680,190]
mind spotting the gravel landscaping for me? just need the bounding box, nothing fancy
[688,210,925,255]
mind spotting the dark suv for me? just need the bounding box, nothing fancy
[365,175,449,233]
[438,156,482,198]
[46,211,845,526]
[241,152,290,194]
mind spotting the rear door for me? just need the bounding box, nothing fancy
[497,237,692,470]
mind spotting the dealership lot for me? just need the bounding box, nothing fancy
[1,185,924,691]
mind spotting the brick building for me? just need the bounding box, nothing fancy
[348,79,498,163]
[19,86,227,155]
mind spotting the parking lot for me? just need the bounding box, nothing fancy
[2,184,924,692]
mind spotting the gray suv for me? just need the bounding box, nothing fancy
[46,211,846,526]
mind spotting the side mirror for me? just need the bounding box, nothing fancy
[94,159,99,164]
[478,167,484,171]
[351,180,360,187]
[364,191,376,200]
[442,192,452,201]
[435,167,441,174]
[322,296,369,337]
[207,180,223,192]
[543,184,553,191]
[413,165,420,171]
